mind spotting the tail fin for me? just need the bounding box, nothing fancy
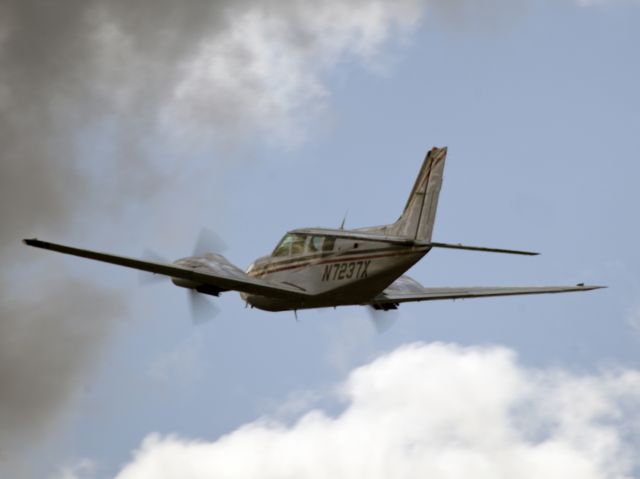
[389,147,447,242]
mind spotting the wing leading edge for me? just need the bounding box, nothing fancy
[23,238,308,300]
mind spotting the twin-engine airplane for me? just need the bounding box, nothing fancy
[24,147,603,316]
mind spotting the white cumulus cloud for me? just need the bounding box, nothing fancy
[51,458,96,479]
[162,0,422,146]
[114,343,640,479]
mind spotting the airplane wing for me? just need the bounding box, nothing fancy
[368,275,605,308]
[23,238,309,300]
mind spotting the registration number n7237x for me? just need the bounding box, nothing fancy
[321,260,371,282]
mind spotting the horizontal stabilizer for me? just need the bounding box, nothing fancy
[291,229,538,255]
[290,228,416,245]
[429,242,539,256]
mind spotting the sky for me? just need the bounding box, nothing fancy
[1,0,639,478]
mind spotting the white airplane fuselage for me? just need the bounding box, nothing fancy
[243,236,430,311]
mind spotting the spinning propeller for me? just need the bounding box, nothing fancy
[139,228,227,324]
[367,307,398,333]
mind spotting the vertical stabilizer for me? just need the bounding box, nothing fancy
[389,147,447,242]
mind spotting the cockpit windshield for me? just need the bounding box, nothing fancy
[272,234,335,257]
[273,234,305,257]
[291,234,305,255]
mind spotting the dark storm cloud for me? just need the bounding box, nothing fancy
[0,278,125,475]
[0,0,425,474]
[0,0,240,239]
[0,0,247,473]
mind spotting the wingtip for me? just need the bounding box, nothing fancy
[576,283,607,290]
[23,238,46,248]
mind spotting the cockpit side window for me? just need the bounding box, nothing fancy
[322,236,335,253]
[308,236,324,253]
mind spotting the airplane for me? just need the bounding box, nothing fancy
[24,147,603,318]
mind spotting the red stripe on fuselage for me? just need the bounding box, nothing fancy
[251,247,428,277]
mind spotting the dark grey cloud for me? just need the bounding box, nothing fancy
[0,0,237,238]
[0,277,125,476]
[0,1,242,474]
[0,0,423,475]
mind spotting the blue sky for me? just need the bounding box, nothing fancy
[2,1,639,478]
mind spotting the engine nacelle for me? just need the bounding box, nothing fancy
[170,278,225,297]
[171,277,199,289]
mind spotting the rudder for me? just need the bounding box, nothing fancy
[389,146,447,242]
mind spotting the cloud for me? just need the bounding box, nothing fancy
[163,0,422,146]
[51,459,96,479]
[0,0,422,244]
[0,0,425,260]
[0,0,424,474]
[0,275,125,476]
[114,343,640,479]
